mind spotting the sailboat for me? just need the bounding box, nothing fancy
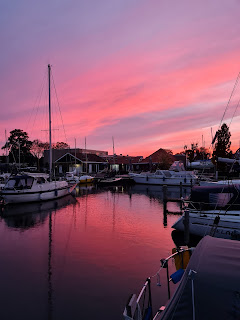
[0,65,73,204]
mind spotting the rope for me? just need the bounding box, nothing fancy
[27,69,48,139]
[219,71,240,129]
[51,72,69,146]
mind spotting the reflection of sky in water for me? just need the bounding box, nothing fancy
[0,185,191,320]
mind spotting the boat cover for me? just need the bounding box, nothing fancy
[189,185,240,210]
[159,236,240,319]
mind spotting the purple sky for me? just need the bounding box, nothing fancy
[1,0,240,156]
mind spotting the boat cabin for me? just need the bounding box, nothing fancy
[4,174,48,190]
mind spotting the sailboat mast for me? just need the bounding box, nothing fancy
[85,137,88,173]
[112,136,115,165]
[48,64,52,180]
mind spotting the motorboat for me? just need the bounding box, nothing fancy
[123,236,240,320]
[172,184,240,239]
[79,175,94,184]
[129,161,198,186]
[97,177,123,186]
[0,172,72,204]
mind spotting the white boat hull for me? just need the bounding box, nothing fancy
[172,211,240,240]
[130,175,197,186]
[1,182,71,204]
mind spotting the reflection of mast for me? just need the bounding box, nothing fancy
[48,211,53,320]
[84,193,88,230]
[112,192,116,233]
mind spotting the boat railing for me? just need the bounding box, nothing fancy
[123,247,194,320]
[183,198,240,212]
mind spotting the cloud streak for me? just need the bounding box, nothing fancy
[1,0,240,156]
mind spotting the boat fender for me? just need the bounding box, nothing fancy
[146,176,148,181]
[170,268,184,284]
[184,178,186,183]
[163,177,165,181]
[143,306,152,320]
[172,248,190,269]
[55,189,58,196]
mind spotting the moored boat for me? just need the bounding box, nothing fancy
[123,236,240,320]
[0,173,72,204]
[172,184,240,239]
[129,161,198,187]
[79,175,94,184]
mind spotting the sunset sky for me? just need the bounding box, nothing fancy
[1,0,240,157]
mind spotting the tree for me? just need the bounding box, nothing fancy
[212,123,231,158]
[53,142,69,149]
[184,143,198,163]
[2,129,33,164]
[37,141,69,150]
[30,139,48,169]
[212,123,232,170]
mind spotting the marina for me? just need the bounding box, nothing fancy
[2,2,240,319]
[0,184,190,320]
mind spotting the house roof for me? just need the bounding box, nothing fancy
[143,148,175,163]
[55,152,106,164]
[105,155,142,165]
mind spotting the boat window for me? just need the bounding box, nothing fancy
[162,171,172,177]
[26,177,34,188]
[37,177,46,184]
[18,178,26,188]
[5,179,16,189]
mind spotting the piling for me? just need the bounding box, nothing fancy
[180,182,183,210]
[183,209,190,245]
[180,182,183,198]
[163,185,168,226]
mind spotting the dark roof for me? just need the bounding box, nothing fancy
[143,148,175,163]
[75,152,106,163]
[159,236,240,320]
[55,152,106,163]
[105,156,142,165]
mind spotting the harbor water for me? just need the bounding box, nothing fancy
[0,184,192,320]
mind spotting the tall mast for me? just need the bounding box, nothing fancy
[48,64,52,180]
[5,129,9,172]
[112,136,115,165]
[74,138,76,166]
[85,137,88,173]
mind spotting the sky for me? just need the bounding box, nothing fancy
[1,0,240,157]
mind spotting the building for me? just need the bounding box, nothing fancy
[102,154,143,173]
[132,148,175,172]
[43,148,108,175]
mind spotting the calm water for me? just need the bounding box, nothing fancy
[0,184,192,320]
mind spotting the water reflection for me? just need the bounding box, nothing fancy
[0,194,76,230]
[0,184,192,320]
[127,184,191,200]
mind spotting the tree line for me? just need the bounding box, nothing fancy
[182,123,232,163]
[1,129,69,167]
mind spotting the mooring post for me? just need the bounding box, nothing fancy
[183,209,190,245]
[163,185,168,226]
[180,182,183,198]
[180,182,183,210]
